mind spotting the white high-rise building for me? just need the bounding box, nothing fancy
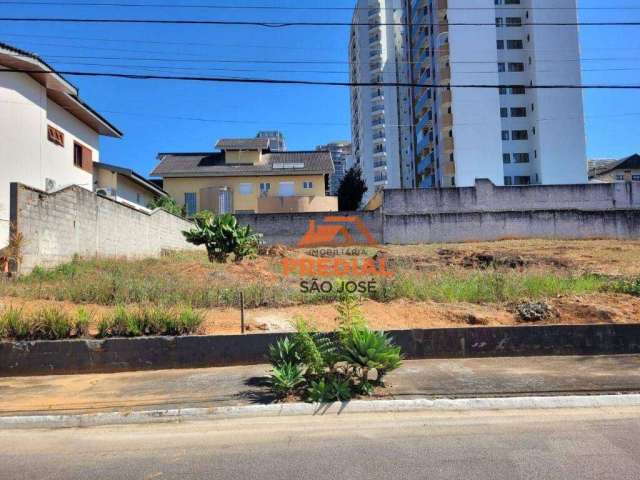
[349,0,416,203]
[408,0,587,187]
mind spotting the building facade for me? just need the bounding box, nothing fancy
[152,138,337,215]
[349,0,416,203]
[0,42,122,247]
[316,141,353,196]
[589,155,640,183]
[256,131,286,152]
[93,162,168,211]
[407,0,587,188]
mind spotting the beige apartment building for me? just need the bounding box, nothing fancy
[152,138,337,215]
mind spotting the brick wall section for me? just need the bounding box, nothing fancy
[12,183,200,273]
[383,179,640,215]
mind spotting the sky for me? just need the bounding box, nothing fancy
[1,0,640,178]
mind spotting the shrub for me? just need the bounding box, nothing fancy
[182,213,262,263]
[0,307,27,339]
[269,362,305,399]
[97,306,203,338]
[267,297,402,402]
[268,337,302,367]
[148,196,185,217]
[608,278,640,297]
[75,308,92,337]
[29,308,73,340]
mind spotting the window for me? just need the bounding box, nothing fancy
[303,181,313,189]
[47,125,64,147]
[616,175,625,181]
[511,86,526,94]
[184,193,197,216]
[260,182,271,193]
[503,153,511,164]
[500,107,508,118]
[504,176,513,186]
[506,17,522,27]
[495,17,503,27]
[499,87,507,95]
[498,62,506,72]
[508,62,525,72]
[511,130,528,140]
[633,175,640,182]
[514,175,531,185]
[501,130,510,141]
[511,107,527,117]
[507,39,523,49]
[239,183,253,195]
[497,40,504,50]
[73,143,83,168]
[513,153,530,163]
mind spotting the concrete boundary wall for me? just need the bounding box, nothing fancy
[1,324,639,376]
[383,179,640,215]
[10,183,200,272]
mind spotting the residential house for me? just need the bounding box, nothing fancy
[0,42,122,247]
[589,154,640,183]
[152,138,337,215]
[93,162,169,211]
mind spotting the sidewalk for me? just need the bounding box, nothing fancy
[1,355,639,417]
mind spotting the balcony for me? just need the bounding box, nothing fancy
[436,0,448,18]
[373,159,387,169]
[416,113,432,134]
[442,137,454,152]
[372,118,385,128]
[416,134,434,156]
[373,148,387,157]
[414,88,432,116]
[440,113,453,128]
[439,89,452,105]
[372,103,385,113]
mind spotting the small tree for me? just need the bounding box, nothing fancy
[148,196,185,218]
[182,213,262,263]
[337,166,368,211]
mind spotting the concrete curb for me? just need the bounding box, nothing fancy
[2,394,640,430]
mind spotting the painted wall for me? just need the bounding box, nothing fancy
[0,72,99,247]
[163,174,327,214]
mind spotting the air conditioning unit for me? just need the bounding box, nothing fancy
[45,178,56,192]
[96,187,115,197]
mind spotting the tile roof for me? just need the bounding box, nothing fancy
[152,151,334,178]
[215,138,271,151]
[588,154,640,178]
[94,161,168,197]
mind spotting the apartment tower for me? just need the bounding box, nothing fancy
[349,0,416,203]
[408,0,587,187]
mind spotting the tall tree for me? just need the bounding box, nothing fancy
[337,166,368,211]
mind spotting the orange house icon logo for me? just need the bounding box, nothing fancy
[297,216,377,248]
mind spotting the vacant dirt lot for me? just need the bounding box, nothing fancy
[2,239,640,334]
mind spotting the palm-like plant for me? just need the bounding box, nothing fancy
[182,213,262,263]
[340,327,402,386]
[268,337,302,367]
[269,362,305,398]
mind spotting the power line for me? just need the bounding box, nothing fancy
[2,66,640,89]
[2,1,640,11]
[1,17,640,27]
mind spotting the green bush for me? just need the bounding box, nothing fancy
[0,307,29,340]
[269,362,305,399]
[29,308,73,340]
[267,296,402,402]
[97,306,203,338]
[182,213,262,263]
[608,278,640,296]
[75,308,92,337]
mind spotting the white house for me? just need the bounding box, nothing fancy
[0,42,122,247]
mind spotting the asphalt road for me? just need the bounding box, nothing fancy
[2,407,640,479]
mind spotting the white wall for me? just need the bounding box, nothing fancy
[449,0,504,187]
[0,73,99,247]
[528,0,587,184]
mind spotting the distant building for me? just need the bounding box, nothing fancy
[256,131,286,151]
[316,141,352,196]
[0,42,122,247]
[589,154,640,183]
[93,162,168,211]
[349,0,415,204]
[152,138,337,215]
